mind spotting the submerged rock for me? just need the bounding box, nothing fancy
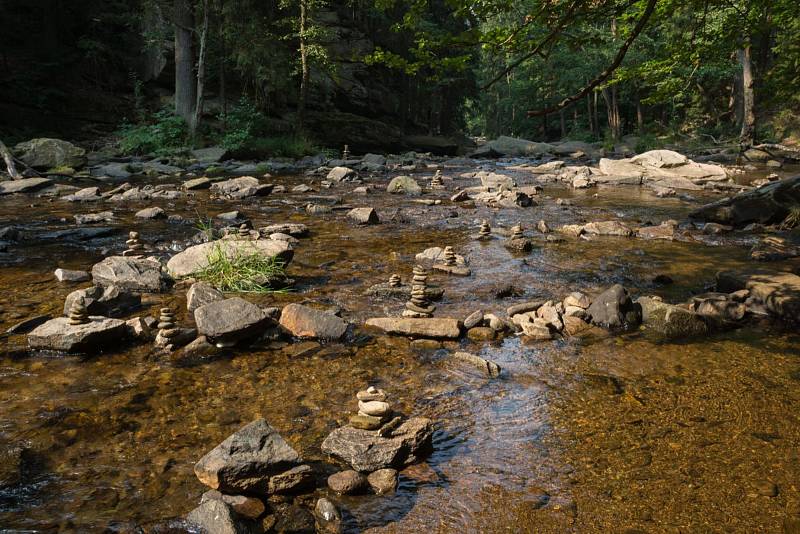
[314,498,342,534]
[717,269,800,321]
[638,296,709,338]
[200,490,265,519]
[321,417,434,472]
[186,499,261,534]
[194,297,272,344]
[28,317,127,353]
[194,418,301,494]
[365,317,461,339]
[279,303,347,340]
[452,351,501,377]
[586,284,642,329]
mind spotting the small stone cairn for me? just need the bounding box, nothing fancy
[123,231,145,257]
[430,170,444,189]
[350,386,394,430]
[442,246,457,266]
[342,145,350,161]
[157,307,179,340]
[388,274,401,288]
[505,222,533,252]
[237,223,251,240]
[403,265,435,318]
[433,246,471,276]
[478,220,491,240]
[68,297,90,326]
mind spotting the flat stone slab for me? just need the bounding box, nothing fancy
[0,178,53,195]
[194,297,271,342]
[321,417,434,472]
[452,351,501,377]
[28,317,127,353]
[365,317,462,339]
[91,256,168,292]
[432,264,471,276]
[167,238,294,277]
[717,269,800,320]
[194,418,301,494]
[279,303,348,340]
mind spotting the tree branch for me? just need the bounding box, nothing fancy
[0,140,23,180]
[526,0,658,117]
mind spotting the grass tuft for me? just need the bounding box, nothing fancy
[194,242,289,293]
[780,207,800,230]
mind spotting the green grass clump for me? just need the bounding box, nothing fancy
[780,207,800,230]
[195,242,289,293]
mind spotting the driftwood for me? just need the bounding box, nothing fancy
[0,139,22,180]
[749,143,800,162]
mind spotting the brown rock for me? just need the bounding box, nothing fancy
[327,470,367,495]
[367,468,398,494]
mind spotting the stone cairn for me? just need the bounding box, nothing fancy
[505,222,533,252]
[123,231,145,257]
[510,223,524,240]
[237,223,251,240]
[350,386,394,430]
[442,246,457,266]
[157,307,179,340]
[68,297,90,326]
[388,274,401,287]
[342,144,350,160]
[430,170,444,189]
[403,265,435,318]
[478,220,491,239]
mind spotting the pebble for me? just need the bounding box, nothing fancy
[367,468,398,494]
[327,470,367,495]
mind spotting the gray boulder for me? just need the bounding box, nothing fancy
[14,138,86,169]
[28,317,128,353]
[321,417,434,472]
[0,178,53,195]
[186,499,261,534]
[327,166,356,182]
[194,418,301,494]
[347,207,379,225]
[638,296,709,338]
[167,239,293,278]
[64,285,141,317]
[386,176,421,195]
[586,284,642,329]
[187,282,225,312]
[91,256,168,292]
[194,297,272,343]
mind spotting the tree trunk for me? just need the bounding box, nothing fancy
[593,91,599,136]
[738,45,755,149]
[192,0,209,136]
[601,86,621,141]
[586,92,593,134]
[0,140,23,180]
[559,109,566,138]
[174,0,196,125]
[298,0,310,129]
[636,93,644,131]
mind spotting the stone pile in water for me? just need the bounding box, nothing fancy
[350,386,393,430]
[403,265,435,317]
[123,231,144,257]
[505,222,533,252]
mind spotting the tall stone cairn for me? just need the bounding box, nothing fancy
[123,231,145,257]
[403,265,435,318]
[442,246,457,266]
[68,297,90,325]
[342,145,350,160]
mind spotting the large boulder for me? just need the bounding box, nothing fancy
[386,176,421,196]
[637,297,709,338]
[279,303,348,340]
[166,239,293,278]
[187,282,225,312]
[321,417,434,472]
[471,136,555,158]
[28,317,128,353]
[14,138,86,169]
[210,176,272,199]
[365,317,462,339]
[194,298,272,344]
[194,419,301,494]
[91,256,168,293]
[689,175,800,227]
[0,178,53,195]
[186,499,262,534]
[587,284,642,329]
[598,150,727,186]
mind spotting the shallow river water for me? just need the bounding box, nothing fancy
[1,164,799,533]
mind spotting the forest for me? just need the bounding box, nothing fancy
[2,0,799,155]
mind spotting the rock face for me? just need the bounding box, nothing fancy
[194,298,272,343]
[587,284,642,329]
[14,138,86,169]
[167,238,293,278]
[194,419,301,494]
[638,297,709,338]
[28,317,127,353]
[321,417,434,472]
[717,269,800,321]
[91,256,168,292]
[279,303,348,340]
[365,317,461,339]
[598,150,727,187]
[689,175,800,227]
[386,176,422,195]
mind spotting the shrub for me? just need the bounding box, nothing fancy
[118,109,189,156]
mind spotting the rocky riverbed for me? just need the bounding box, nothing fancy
[0,143,799,532]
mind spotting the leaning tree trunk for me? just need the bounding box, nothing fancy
[738,45,755,149]
[0,140,22,180]
[174,0,196,125]
[192,0,209,136]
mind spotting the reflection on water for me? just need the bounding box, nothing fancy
[0,168,798,532]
